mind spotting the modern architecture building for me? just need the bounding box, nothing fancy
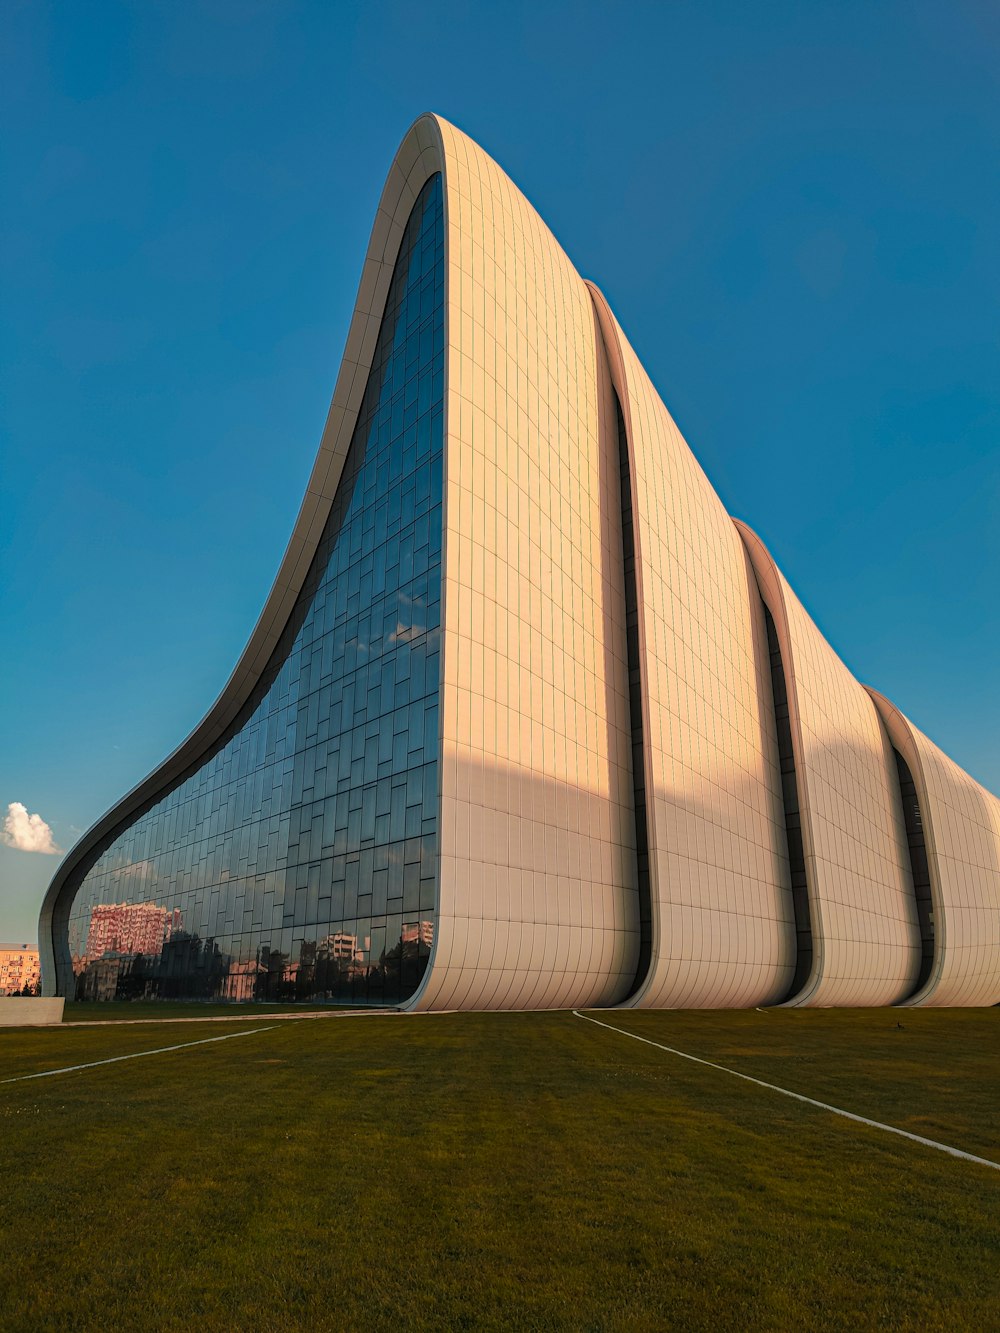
[40,116,1000,1009]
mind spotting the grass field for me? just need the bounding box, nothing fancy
[1,1006,998,1331]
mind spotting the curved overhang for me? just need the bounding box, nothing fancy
[40,114,450,997]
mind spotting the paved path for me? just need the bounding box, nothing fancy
[62,1008,400,1027]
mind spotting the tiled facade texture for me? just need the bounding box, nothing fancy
[589,289,797,1009]
[737,524,923,1005]
[868,691,1000,1007]
[412,122,637,1011]
[40,114,1000,1009]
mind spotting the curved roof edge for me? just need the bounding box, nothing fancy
[39,114,450,995]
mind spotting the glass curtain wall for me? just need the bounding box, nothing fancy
[64,174,444,1005]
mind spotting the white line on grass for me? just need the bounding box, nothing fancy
[572,1010,1000,1173]
[1,1026,278,1086]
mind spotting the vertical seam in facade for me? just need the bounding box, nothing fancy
[761,603,813,1001]
[865,689,950,1008]
[613,390,652,1000]
[403,122,448,1011]
[891,747,935,995]
[585,283,657,1006]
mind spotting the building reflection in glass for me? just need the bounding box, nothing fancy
[64,175,444,1007]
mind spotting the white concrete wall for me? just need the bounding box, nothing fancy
[0,998,65,1027]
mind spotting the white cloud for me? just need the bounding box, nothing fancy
[1,802,62,855]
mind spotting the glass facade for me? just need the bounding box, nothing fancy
[65,174,444,1005]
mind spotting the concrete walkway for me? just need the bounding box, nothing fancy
[62,1008,400,1027]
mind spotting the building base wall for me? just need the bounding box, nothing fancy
[0,998,65,1027]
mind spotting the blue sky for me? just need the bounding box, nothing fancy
[2,0,998,944]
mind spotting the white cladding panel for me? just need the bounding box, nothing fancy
[737,525,922,1005]
[589,291,796,1008]
[410,118,639,1010]
[869,692,1000,1007]
[910,737,1000,1006]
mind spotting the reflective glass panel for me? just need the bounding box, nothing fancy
[64,174,444,1005]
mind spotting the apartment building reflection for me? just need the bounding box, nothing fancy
[85,901,182,960]
[76,900,184,1000]
[71,892,434,1004]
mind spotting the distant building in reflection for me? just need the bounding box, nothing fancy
[402,921,434,949]
[78,955,125,1002]
[86,902,181,961]
[76,928,228,1002]
[221,958,264,1002]
[318,932,361,963]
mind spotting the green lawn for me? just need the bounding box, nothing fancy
[1,1007,997,1331]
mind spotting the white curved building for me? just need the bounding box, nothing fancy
[40,115,1000,1009]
